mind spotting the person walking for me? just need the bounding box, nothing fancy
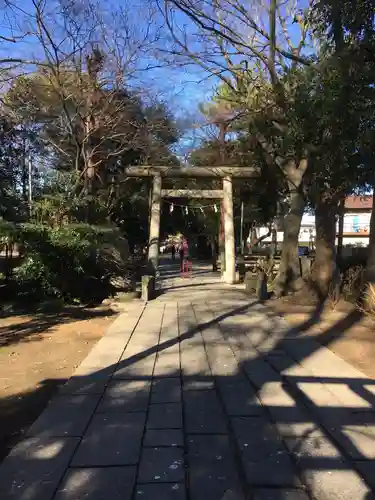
[171,244,176,260]
[180,237,189,271]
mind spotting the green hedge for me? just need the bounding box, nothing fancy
[1,221,128,304]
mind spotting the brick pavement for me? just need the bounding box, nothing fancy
[0,262,374,499]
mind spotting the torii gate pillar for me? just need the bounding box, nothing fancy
[148,174,162,273]
[222,175,236,284]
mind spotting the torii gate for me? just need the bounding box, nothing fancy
[124,165,257,284]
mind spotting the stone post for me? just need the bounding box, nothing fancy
[148,174,162,274]
[223,175,235,284]
[219,202,225,275]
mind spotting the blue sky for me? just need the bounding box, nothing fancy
[0,0,315,153]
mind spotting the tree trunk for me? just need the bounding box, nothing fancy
[273,188,305,296]
[21,139,28,202]
[270,225,277,257]
[364,190,375,305]
[337,198,345,263]
[312,198,338,300]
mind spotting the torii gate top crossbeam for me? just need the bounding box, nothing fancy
[123,165,257,178]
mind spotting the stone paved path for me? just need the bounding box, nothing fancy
[0,261,375,499]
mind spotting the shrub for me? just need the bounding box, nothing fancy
[341,265,365,302]
[11,223,129,304]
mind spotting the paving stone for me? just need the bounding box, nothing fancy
[328,424,375,460]
[151,378,181,403]
[205,348,241,377]
[218,381,264,416]
[258,381,297,409]
[125,338,157,353]
[280,339,317,366]
[106,311,142,338]
[266,353,297,373]
[54,466,136,500]
[354,460,375,490]
[241,359,281,389]
[148,403,182,429]
[97,380,151,413]
[296,381,349,409]
[275,411,323,439]
[242,455,300,487]
[78,344,122,369]
[187,434,245,500]
[182,377,215,391]
[160,344,181,355]
[144,429,184,447]
[59,374,109,395]
[284,434,342,460]
[71,412,146,466]
[73,364,116,378]
[230,343,259,364]
[27,395,100,437]
[80,349,122,367]
[113,353,156,379]
[180,346,212,379]
[231,416,287,459]
[232,417,299,487]
[364,383,375,397]
[153,353,181,377]
[345,409,375,425]
[135,483,186,500]
[301,465,373,500]
[0,436,79,500]
[184,390,227,433]
[138,447,184,483]
[181,346,215,389]
[285,435,373,499]
[252,489,310,500]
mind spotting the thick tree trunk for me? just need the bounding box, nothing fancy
[364,190,375,306]
[273,188,305,296]
[312,199,338,300]
[336,198,345,262]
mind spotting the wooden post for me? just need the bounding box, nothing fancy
[223,175,236,284]
[148,175,162,274]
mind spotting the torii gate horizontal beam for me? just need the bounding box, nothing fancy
[123,165,257,178]
[161,189,223,198]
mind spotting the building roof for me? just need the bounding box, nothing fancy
[345,195,373,210]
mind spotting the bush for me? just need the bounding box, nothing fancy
[10,223,129,304]
[341,265,365,302]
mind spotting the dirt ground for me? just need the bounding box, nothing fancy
[0,306,117,462]
[267,298,375,379]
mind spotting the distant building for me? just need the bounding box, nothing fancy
[338,195,372,246]
[254,195,373,248]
